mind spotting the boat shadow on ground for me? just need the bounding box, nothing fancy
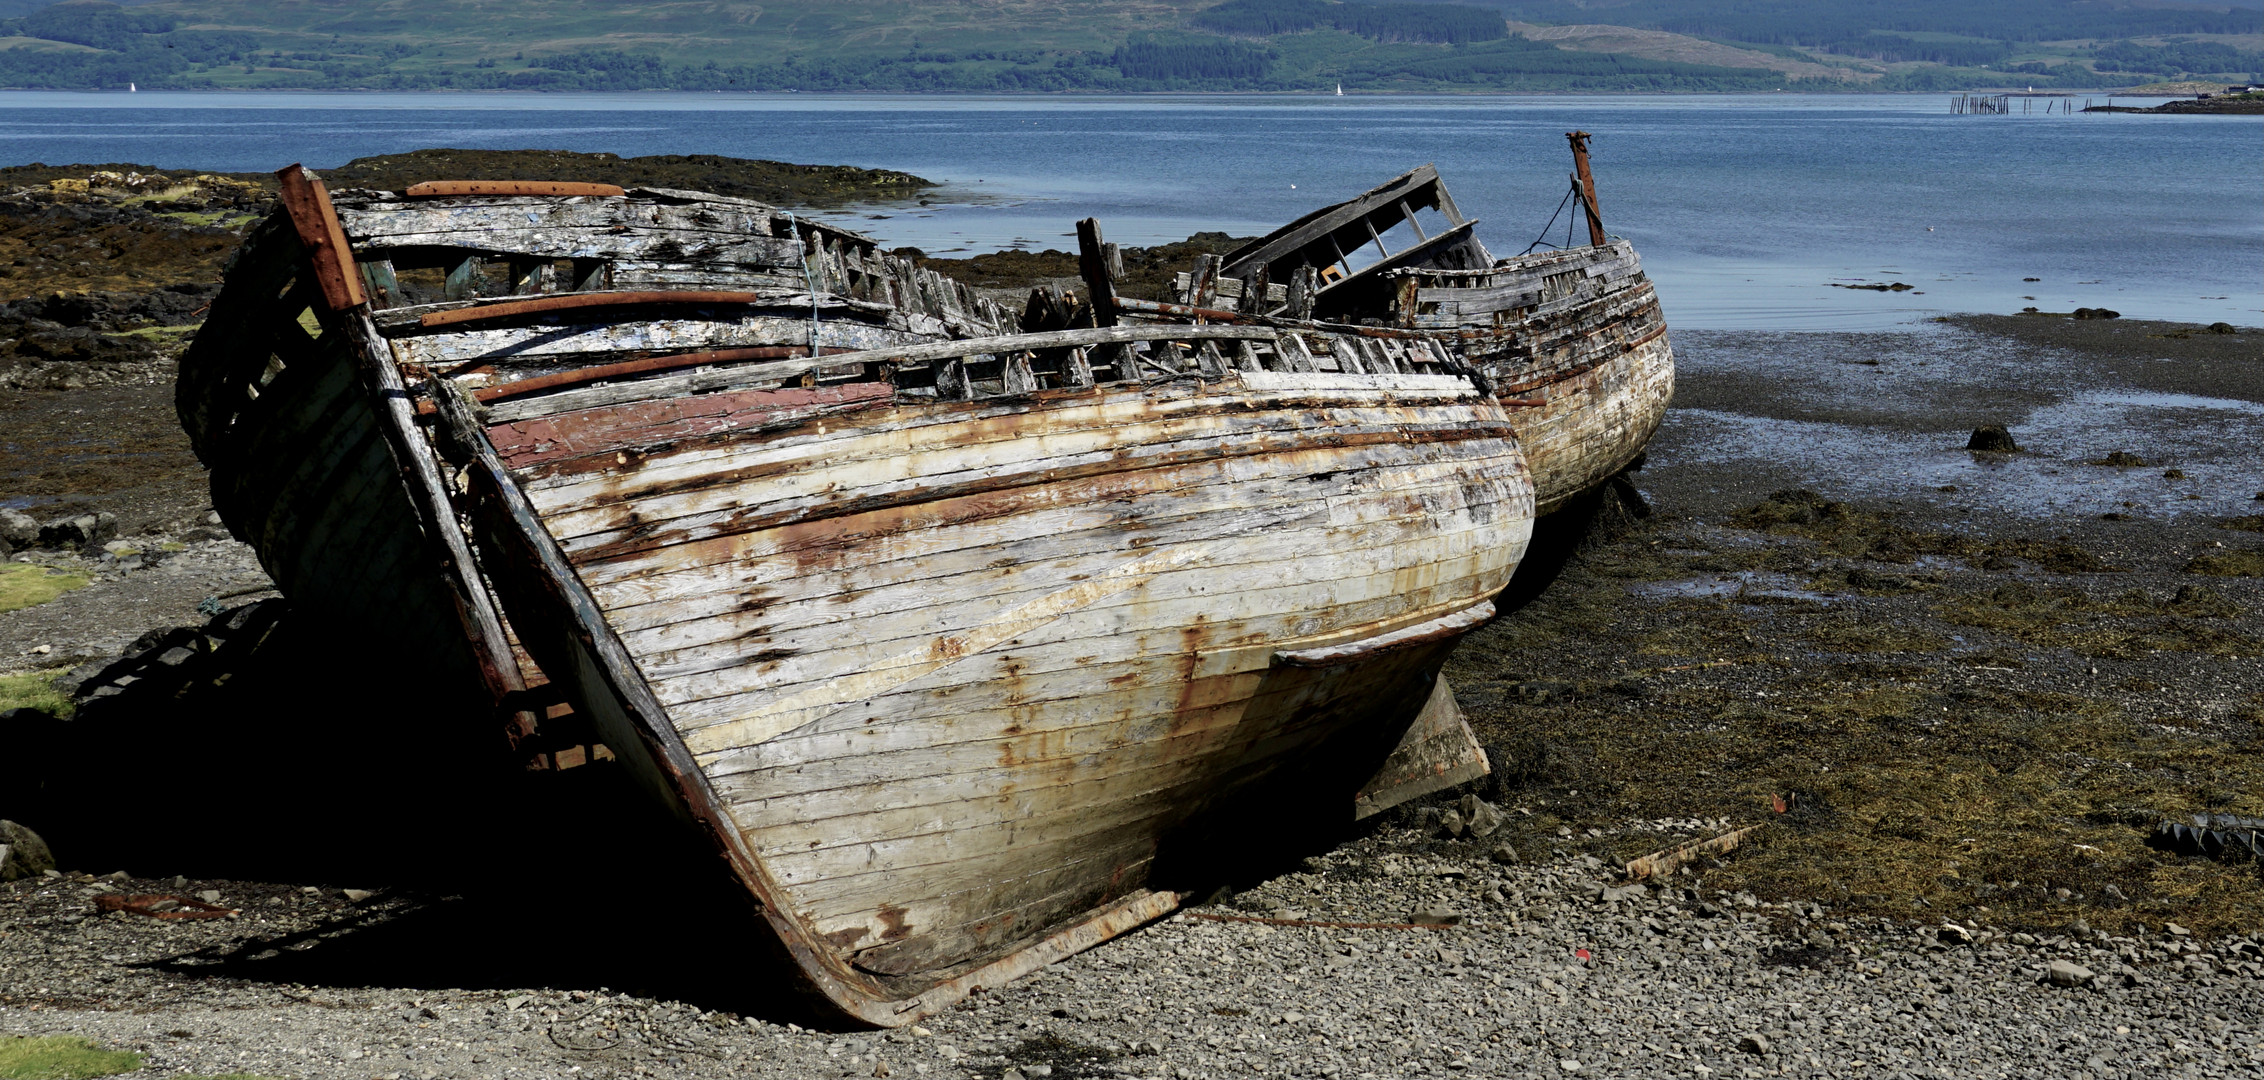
[3,601,820,1017]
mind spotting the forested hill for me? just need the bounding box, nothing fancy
[0,0,2257,92]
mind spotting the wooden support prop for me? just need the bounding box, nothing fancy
[1624,824,1764,881]
[404,180,626,198]
[273,164,366,312]
[418,290,792,329]
[1075,218,1118,328]
[1354,676,1490,820]
[1567,131,1607,248]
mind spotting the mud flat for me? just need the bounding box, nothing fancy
[3,156,2260,1075]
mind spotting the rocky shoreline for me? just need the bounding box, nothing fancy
[3,160,2260,1078]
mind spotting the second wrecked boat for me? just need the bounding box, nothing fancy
[178,168,1535,1024]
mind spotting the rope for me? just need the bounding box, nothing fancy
[781,210,822,357]
[1521,178,1579,255]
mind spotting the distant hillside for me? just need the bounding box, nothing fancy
[0,0,2256,91]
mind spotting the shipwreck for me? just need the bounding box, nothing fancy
[177,165,1551,1023]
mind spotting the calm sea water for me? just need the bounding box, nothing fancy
[1,91,2257,329]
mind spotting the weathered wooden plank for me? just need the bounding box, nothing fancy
[1217,164,1443,279]
[620,512,1509,682]
[523,373,1486,509]
[539,412,1507,560]
[1275,600,1494,667]
[572,446,1514,621]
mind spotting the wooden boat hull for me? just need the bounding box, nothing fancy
[451,368,1533,1022]
[182,168,1537,1024]
[1436,241,1675,517]
[1175,167,1675,518]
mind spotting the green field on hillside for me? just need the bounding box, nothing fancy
[0,0,2256,91]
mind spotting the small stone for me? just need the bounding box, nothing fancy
[1281,1012,1303,1025]
[1558,1059,1581,1072]
[1938,923,1973,945]
[343,888,374,903]
[1408,908,1462,926]
[196,889,221,903]
[1738,1033,1771,1055]
[2165,922,2191,936]
[1000,1069,1025,1080]
[1459,794,1504,838]
[1965,425,2018,453]
[1488,843,1521,865]
[1022,1067,1052,1078]
[2103,884,2129,902]
[1435,808,1466,838]
[2046,959,2096,987]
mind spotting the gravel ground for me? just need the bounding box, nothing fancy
[4,832,2260,1080]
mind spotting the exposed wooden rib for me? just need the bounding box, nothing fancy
[404,180,626,198]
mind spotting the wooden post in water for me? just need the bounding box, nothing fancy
[1566,130,1607,247]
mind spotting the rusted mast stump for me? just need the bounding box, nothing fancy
[1566,130,1607,247]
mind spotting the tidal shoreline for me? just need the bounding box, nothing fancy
[2,157,2259,1077]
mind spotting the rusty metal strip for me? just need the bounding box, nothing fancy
[93,894,239,920]
[418,291,793,330]
[404,180,626,198]
[273,164,366,312]
[470,346,863,405]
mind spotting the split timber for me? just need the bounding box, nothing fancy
[179,166,1534,1025]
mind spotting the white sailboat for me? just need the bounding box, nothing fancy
[1335,83,1343,96]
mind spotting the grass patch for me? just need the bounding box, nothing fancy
[0,563,90,614]
[2187,547,2264,577]
[0,668,73,718]
[108,324,201,341]
[0,1036,143,1080]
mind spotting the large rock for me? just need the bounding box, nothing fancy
[0,508,37,551]
[2046,959,2096,987]
[0,820,56,881]
[1965,425,2019,453]
[36,512,115,549]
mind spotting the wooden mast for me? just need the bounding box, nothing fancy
[1566,131,1607,247]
